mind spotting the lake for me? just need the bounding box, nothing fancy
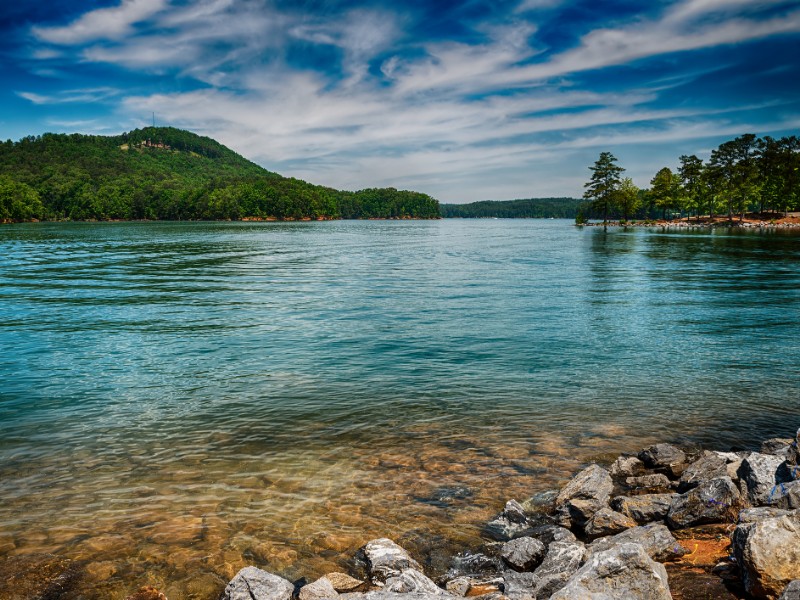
[1,220,799,599]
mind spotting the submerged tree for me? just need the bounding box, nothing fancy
[584,151,624,227]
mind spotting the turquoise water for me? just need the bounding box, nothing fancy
[1,220,799,598]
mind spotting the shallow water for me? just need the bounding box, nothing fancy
[1,220,799,598]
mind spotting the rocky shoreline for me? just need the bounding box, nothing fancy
[208,429,800,600]
[7,430,800,600]
[580,220,800,229]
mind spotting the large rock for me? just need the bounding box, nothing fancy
[612,494,677,523]
[610,455,643,478]
[679,451,729,492]
[222,567,294,600]
[588,523,686,562]
[738,453,787,506]
[762,439,794,459]
[299,577,340,600]
[667,476,741,528]
[359,538,423,584]
[528,541,586,599]
[549,543,672,600]
[326,573,367,593]
[639,443,687,477]
[739,507,793,524]
[525,524,576,545]
[554,464,613,530]
[445,552,504,579]
[500,537,546,572]
[625,474,673,489]
[583,507,636,539]
[485,500,536,541]
[384,570,444,595]
[340,592,459,600]
[768,481,800,509]
[732,510,800,599]
[502,571,539,600]
[781,580,800,600]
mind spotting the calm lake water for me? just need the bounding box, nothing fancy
[1,220,799,599]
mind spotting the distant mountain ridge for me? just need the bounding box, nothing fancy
[441,197,581,218]
[0,127,439,222]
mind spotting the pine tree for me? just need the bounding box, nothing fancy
[583,152,624,228]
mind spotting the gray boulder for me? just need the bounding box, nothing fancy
[638,443,687,477]
[780,580,800,600]
[525,524,576,545]
[583,507,636,539]
[739,507,793,523]
[554,464,613,530]
[732,510,800,599]
[340,593,459,600]
[769,480,800,509]
[549,543,672,600]
[384,570,444,595]
[738,453,787,506]
[326,573,367,593]
[610,455,643,478]
[625,474,673,489]
[222,567,294,600]
[528,541,586,599]
[359,538,423,584]
[500,537,546,572]
[485,500,535,541]
[762,439,794,459]
[611,494,677,524]
[588,522,686,562]
[679,451,729,492]
[667,476,741,528]
[299,577,340,600]
[502,571,539,600]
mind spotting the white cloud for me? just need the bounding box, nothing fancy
[32,0,167,45]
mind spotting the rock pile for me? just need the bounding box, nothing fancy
[216,429,800,600]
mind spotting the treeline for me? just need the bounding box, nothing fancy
[581,133,800,223]
[441,197,581,218]
[0,127,439,222]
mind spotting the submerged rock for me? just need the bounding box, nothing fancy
[500,537,546,572]
[732,510,800,599]
[667,476,741,529]
[485,501,536,541]
[588,523,686,562]
[222,567,294,600]
[0,553,83,600]
[638,443,687,477]
[554,464,613,530]
[611,494,677,524]
[445,552,504,579]
[549,543,672,600]
[359,538,423,584]
[126,587,168,600]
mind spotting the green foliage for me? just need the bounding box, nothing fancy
[649,167,680,219]
[583,152,624,224]
[440,197,581,218]
[0,128,440,222]
[613,177,641,221]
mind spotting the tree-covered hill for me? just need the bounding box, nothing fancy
[441,197,581,218]
[0,127,439,222]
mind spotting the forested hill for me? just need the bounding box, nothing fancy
[0,127,439,222]
[441,197,581,218]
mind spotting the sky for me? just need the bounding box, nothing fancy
[1,0,799,202]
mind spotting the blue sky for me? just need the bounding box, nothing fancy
[2,0,799,202]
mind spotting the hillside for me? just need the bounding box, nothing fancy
[0,127,439,222]
[441,197,581,218]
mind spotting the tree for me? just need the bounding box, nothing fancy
[649,167,679,220]
[584,151,624,227]
[614,177,640,222]
[678,155,704,220]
